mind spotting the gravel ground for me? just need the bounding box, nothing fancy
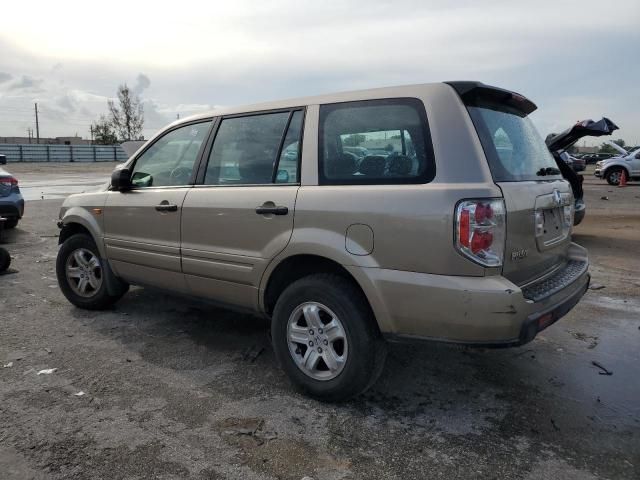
[1,164,639,479]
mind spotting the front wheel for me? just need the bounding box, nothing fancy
[271,273,386,401]
[56,234,128,310]
[3,218,18,229]
[605,167,625,186]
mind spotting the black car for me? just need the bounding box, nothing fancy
[583,152,615,164]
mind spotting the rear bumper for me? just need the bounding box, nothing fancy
[0,194,24,219]
[355,243,590,347]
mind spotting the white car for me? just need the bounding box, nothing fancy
[594,142,640,185]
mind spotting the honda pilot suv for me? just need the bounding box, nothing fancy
[56,82,590,401]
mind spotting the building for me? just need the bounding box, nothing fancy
[0,136,91,145]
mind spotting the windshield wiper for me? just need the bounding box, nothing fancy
[536,167,561,176]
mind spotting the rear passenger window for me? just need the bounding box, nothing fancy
[204,110,303,185]
[319,98,434,185]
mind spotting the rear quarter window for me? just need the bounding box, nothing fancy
[318,98,435,185]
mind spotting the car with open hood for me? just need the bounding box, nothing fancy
[594,142,640,185]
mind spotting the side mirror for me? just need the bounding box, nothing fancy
[111,168,131,191]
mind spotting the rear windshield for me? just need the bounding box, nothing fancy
[467,105,560,182]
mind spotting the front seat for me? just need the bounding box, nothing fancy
[326,153,357,177]
[387,155,412,176]
[358,155,386,177]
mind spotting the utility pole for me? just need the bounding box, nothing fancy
[176,113,180,120]
[90,125,94,145]
[27,128,32,144]
[34,103,40,144]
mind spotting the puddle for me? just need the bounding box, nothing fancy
[582,294,640,313]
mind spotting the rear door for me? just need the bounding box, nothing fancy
[103,120,212,291]
[180,109,304,309]
[452,83,574,286]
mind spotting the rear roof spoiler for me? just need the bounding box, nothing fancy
[445,81,537,116]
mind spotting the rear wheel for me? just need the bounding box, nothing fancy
[272,273,386,401]
[56,234,128,310]
[0,248,10,272]
[605,167,625,186]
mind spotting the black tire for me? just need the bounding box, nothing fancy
[0,247,10,272]
[605,167,625,186]
[3,218,18,229]
[272,273,387,401]
[56,233,128,310]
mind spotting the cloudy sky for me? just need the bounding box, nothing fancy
[0,0,638,145]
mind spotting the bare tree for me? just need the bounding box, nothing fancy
[108,84,144,141]
[91,115,118,145]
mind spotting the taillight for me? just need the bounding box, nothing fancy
[0,176,19,194]
[455,199,505,267]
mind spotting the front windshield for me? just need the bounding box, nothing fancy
[468,106,560,182]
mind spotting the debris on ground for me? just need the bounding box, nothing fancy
[567,330,599,349]
[222,417,264,436]
[74,391,86,397]
[36,368,57,375]
[3,362,13,368]
[242,345,265,363]
[43,348,52,354]
[589,284,606,290]
[548,376,564,387]
[600,196,609,200]
[591,361,613,376]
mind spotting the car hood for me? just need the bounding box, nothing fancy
[545,117,618,153]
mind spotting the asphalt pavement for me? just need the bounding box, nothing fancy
[0,164,638,479]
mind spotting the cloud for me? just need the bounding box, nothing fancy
[55,94,76,112]
[0,72,12,83]
[133,73,151,95]
[0,1,638,142]
[7,75,44,92]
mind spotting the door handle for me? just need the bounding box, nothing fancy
[255,205,289,215]
[155,202,178,212]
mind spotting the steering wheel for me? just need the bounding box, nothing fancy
[169,165,192,185]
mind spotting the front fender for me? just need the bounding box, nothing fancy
[59,207,105,257]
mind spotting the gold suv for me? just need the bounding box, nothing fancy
[56,82,590,400]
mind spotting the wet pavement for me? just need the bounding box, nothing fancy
[6,162,116,201]
[0,164,638,479]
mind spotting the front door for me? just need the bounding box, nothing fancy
[104,120,213,291]
[631,151,640,176]
[181,109,304,309]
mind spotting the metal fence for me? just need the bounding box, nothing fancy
[0,144,128,163]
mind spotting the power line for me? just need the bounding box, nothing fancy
[34,103,40,144]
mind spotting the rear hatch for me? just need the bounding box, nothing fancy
[449,82,574,286]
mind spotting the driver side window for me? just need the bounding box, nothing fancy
[131,121,212,187]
